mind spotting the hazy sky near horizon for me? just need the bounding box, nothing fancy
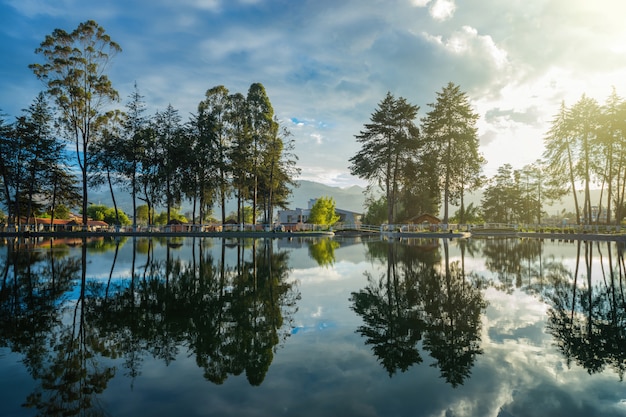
[2,0,626,188]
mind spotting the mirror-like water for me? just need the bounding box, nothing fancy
[1,235,625,417]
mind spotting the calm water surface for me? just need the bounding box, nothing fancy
[1,235,626,417]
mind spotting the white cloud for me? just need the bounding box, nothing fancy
[430,0,456,21]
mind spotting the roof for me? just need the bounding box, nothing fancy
[407,213,441,224]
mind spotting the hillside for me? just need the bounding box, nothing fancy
[88,180,369,217]
[89,181,604,221]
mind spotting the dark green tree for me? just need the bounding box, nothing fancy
[247,83,276,225]
[153,104,184,222]
[349,92,420,225]
[421,82,483,225]
[481,164,521,223]
[228,92,252,225]
[198,86,231,224]
[121,83,149,230]
[30,20,121,229]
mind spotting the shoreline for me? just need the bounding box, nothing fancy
[1,229,625,242]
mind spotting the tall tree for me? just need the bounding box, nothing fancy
[543,101,581,224]
[481,164,521,223]
[198,85,231,224]
[13,93,64,224]
[246,83,276,225]
[152,104,184,222]
[421,82,482,225]
[259,120,299,224]
[121,83,149,230]
[568,95,601,224]
[227,92,251,226]
[349,92,420,225]
[598,88,626,225]
[30,20,121,228]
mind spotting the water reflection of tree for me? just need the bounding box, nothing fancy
[0,237,300,415]
[86,237,299,386]
[481,238,544,292]
[350,243,424,376]
[351,239,487,387]
[545,240,626,379]
[308,237,340,267]
[0,238,116,417]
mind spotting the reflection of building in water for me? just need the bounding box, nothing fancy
[277,198,362,228]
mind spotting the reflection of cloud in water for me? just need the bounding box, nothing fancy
[291,321,336,335]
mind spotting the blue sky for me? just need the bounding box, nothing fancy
[2,0,626,188]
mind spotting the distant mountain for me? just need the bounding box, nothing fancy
[289,180,367,213]
[89,180,601,221]
[88,180,368,217]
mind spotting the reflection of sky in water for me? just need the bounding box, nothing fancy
[1,237,626,416]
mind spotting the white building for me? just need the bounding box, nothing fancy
[277,198,362,228]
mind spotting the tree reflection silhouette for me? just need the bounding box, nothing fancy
[545,240,626,379]
[351,239,486,386]
[350,242,424,376]
[308,237,340,267]
[0,236,300,416]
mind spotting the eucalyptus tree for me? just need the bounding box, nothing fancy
[136,126,160,225]
[228,92,253,225]
[185,110,216,225]
[121,83,149,230]
[30,20,121,228]
[198,85,231,224]
[543,102,581,224]
[598,89,626,224]
[349,92,420,225]
[247,83,276,225]
[152,104,185,222]
[421,82,482,225]
[258,121,300,224]
[568,95,601,224]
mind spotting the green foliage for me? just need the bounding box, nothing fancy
[363,196,388,225]
[226,206,253,224]
[450,202,483,224]
[308,196,340,226]
[30,20,121,226]
[49,204,72,220]
[154,210,188,225]
[349,92,420,225]
[86,204,131,225]
[421,82,483,223]
[308,238,340,267]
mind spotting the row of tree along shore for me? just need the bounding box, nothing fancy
[3,20,626,233]
[351,86,626,229]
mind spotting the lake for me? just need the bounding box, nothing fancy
[1,235,625,417]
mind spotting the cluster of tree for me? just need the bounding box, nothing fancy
[543,90,626,225]
[350,83,484,225]
[479,90,626,226]
[354,85,626,226]
[0,20,299,229]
